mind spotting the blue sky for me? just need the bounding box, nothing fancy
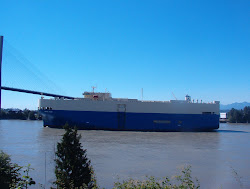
[0,0,249,109]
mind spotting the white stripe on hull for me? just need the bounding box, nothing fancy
[39,99,219,115]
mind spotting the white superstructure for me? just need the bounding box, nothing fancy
[39,92,219,115]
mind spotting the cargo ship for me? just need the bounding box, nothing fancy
[39,90,220,131]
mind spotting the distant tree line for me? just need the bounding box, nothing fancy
[0,109,42,120]
[227,106,250,123]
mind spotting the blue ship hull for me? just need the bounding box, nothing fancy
[40,110,219,131]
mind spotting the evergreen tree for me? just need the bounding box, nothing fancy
[243,106,250,123]
[55,124,93,188]
[228,107,250,123]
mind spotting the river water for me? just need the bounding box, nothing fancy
[0,120,249,189]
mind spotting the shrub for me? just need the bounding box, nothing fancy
[113,165,200,189]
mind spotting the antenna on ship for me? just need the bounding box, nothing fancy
[91,86,96,93]
[141,88,143,101]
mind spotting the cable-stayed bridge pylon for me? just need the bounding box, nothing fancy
[0,36,75,109]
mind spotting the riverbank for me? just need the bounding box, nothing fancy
[0,108,42,120]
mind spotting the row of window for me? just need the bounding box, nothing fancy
[38,107,52,110]
[202,112,215,114]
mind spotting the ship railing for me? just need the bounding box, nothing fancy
[112,98,138,102]
[140,100,171,103]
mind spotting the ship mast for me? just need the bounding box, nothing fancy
[141,88,143,101]
[91,86,96,93]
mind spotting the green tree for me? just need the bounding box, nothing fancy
[23,109,30,120]
[228,107,250,123]
[55,124,94,188]
[228,108,242,123]
[243,106,250,123]
[0,109,7,119]
[0,150,21,188]
[0,151,35,189]
[28,111,36,120]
